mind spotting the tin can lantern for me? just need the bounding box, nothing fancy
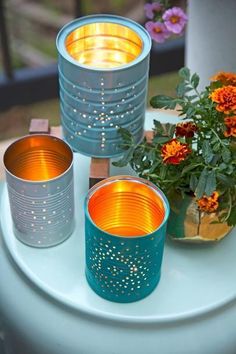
[3,134,75,248]
[56,14,151,157]
[85,176,170,302]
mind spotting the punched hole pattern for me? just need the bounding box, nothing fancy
[86,234,162,300]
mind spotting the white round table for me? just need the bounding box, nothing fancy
[0,112,235,354]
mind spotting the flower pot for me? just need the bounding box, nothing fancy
[167,193,232,243]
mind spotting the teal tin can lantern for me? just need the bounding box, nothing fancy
[56,15,151,157]
[85,176,170,303]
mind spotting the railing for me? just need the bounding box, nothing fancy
[0,0,13,79]
[0,0,184,111]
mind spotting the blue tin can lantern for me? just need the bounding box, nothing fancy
[56,15,151,157]
[4,134,75,248]
[85,176,170,302]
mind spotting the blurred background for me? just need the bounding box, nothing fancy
[0,0,186,141]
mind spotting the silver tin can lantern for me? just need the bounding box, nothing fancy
[3,134,75,248]
[85,176,170,302]
[56,15,151,157]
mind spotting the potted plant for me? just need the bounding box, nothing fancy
[113,68,236,242]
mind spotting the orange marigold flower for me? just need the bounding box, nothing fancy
[224,116,236,137]
[161,138,191,164]
[210,85,236,114]
[175,122,197,138]
[210,72,236,86]
[224,116,236,127]
[197,191,219,213]
[224,127,236,137]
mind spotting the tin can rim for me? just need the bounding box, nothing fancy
[85,175,170,238]
[56,14,152,72]
[3,134,74,184]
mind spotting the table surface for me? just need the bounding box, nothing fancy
[0,111,236,324]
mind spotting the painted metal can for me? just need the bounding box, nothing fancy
[3,134,75,247]
[84,175,170,302]
[56,14,151,157]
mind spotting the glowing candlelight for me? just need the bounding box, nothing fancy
[88,177,165,236]
[4,135,72,181]
[66,22,143,69]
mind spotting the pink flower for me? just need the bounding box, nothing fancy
[144,2,162,20]
[162,7,188,35]
[145,21,170,43]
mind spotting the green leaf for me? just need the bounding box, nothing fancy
[190,174,198,192]
[191,73,200,89]
[118,127,133,143]
[195,168,208,198]
[152,136,170,144]
[112,147,134,167]
[147,149,156,161]
[176,82,185,97]
[176,83,192,97]
[162,123,175,137]
[187,95,198,101]
[211,135,218,144]
[168,124,176,138]
[153,120,164,134]
[185,106,196,118]
[222,147,231,163]
[160,165,167,180]
[181,163,201,175]
[227,207,236,226]
[205,170,216,196]
[147,173,159,180]
[217,173,234,187]
[226,165,234,174]
[210,154,220,166]
[202,140,214,164]
[219,163,227,171]
[212,142,220,152]
[149,160,161,173]
[179,67,190,81]
[150,95,179,110]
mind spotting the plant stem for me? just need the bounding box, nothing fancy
[210,128,225,147]
[187,79,201,99]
